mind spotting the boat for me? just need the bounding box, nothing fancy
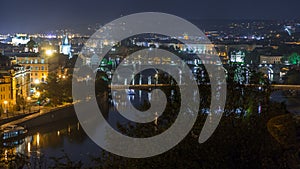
[126,89,135,95]
[2,139,25,147]
[0,125,28,141]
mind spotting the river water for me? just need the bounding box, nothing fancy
[0,89,180,167]
[270,90,300,114]
[0,89,299,168]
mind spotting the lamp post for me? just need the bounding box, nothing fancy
[3,100,8,117]
[35,92,41,112]
[155,73,158,84]
[27,97,31,113]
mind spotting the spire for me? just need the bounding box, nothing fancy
[63,34,69,45]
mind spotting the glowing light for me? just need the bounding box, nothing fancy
[34,79,40,84]
[37,133,40,147]
[27,142,31,152]
[183,33,189,40]
[45,49,53,56]
[103,40,109,46]
[4,150,7,161]
[35,91,40,98]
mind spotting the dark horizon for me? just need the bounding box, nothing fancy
[1,0,300,34]
[0,18,298,35]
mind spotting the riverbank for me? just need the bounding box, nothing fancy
[0,112,38,126]
[0,104,76,129]
[20,105,76,129]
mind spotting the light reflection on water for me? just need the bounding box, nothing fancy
[0,89,178,166]
[1,119,102,167]
[0,88,286,167]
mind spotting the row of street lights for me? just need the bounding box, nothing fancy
[1,96,36,118]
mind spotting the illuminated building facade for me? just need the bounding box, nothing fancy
[230,51,245,64]
[11,65,31,102]
[59,35,71,57]
[260,55,282,64]
[0,66,30,112]
[0,73,12,112]
[24,39,39,53]
[11,34,30,46]
[16,54,49,84]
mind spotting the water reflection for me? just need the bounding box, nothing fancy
[0,117,104,167]
[0,88,179,167]
[0,87,296,168]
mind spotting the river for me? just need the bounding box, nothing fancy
[0,88,299,168]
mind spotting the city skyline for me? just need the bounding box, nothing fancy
[0,1,300,168]
[1,0,300,33]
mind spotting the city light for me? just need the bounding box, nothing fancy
[3,100,8,113]
[45,49,53,56]
[37,133,40,146]
[34,79,40,84]
[35,91,41,98]
[1,4,300,168]
[27,142,31,153]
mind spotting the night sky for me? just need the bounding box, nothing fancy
[1,0,300,33]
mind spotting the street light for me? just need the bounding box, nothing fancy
[45,49,53,56]
[34,79,40,85]
[3,100,8,117]
[35,92,40,98]
[27,97,31,113]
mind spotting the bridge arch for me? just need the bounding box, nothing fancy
[258,66,274,82]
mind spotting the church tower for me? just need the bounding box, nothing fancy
[59,34,72,57]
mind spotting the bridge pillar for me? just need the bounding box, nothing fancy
[148,76,151,85]
[139,75,142,85]
[132,74,135,85]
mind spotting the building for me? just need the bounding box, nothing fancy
[15,53,49,84]
[11,34,30,46]
[0,54,31,114]
[11,65,31,101]
[0,72,12,113]
[0,66,30,113]
[60,35,72,57]
[24,39,39,53]
[229,51,245,64]
[260,55,282,64]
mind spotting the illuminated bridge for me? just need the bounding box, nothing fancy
[108,84,300,90]
[271,85,300,90]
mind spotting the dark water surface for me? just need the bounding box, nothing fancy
[0,89,299,168]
